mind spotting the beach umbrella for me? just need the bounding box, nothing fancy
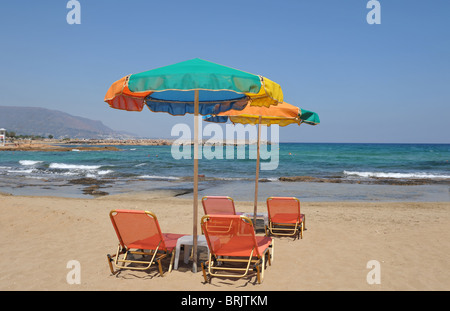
[104,58,284,272]
[204,102,320,226]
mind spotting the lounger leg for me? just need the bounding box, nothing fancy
[260,256,265,283]
[201,253,212,283]
[254,261,261,284]
[114,244,127,268]
[269,239,274,262]
[107,254,116,275]
[201,262,209,283]
[168,250,176,273]
[157,259,164,277]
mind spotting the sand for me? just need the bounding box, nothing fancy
[0,191,449,291]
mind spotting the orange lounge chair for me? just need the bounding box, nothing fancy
[266,197,305,239]
[201,196,244,215]
[202,196,268,231]
[200,215,273,284]
[107,209,187,276]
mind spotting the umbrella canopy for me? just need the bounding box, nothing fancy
[103,58,284,272]
[105,58,283,114]
[204,102,320,225]
[205,102,320,126]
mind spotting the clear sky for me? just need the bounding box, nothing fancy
[0,0,449,143]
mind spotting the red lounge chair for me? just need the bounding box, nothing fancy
[201,215,273,284]
[107,209,187,276]
[201,196,243,215]
[266,197,305,239]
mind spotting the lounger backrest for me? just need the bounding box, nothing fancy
[267,197,301,222]
[202,196,236,215]
[110,209,166,251]
[201,215,261,257]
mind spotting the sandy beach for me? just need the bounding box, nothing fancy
[1,191,449,291]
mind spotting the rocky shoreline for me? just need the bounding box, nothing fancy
[0,138,271,151]
[0,142,121,152]
[62,138,173,146]
[0,138,171,151]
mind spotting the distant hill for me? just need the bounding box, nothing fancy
[0,106,135,139]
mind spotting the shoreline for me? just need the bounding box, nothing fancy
[1,176,448,202]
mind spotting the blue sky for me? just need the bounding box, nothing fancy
[0,0,449,143]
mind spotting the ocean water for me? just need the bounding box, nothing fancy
[0,143,449,201]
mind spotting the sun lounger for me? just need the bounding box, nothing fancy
[200,214,273,284]
[266,197,305,239]
[202,196,269,232]
[201,196,243,215]
[107,209,187,276]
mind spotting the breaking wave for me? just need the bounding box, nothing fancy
[344,171,450,179]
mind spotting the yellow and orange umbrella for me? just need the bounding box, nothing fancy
[205,102,320,225]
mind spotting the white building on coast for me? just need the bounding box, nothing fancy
[0,128,6,146]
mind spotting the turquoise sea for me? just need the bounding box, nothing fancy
[0,143,449,201]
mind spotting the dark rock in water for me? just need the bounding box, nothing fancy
[67,178,110,196]
[82,185,108,196]
[69,178,109,185]
[259,178,272,182]
[83,185,99,191]
[279,176,322,182]
[369,178,432,186]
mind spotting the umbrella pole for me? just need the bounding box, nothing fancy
[192,90,199,273]
[253,116,262,226]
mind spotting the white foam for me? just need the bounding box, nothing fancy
[266,177,279,181]
[25,176,45,179]
[138,175,180,180]
[49,163,101,170]
[61,171,78,176]
[8,169,33,174]
[19,160,43,166]
[344,171,450,179]
[98,170,113,175]
[220,177,247,181]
